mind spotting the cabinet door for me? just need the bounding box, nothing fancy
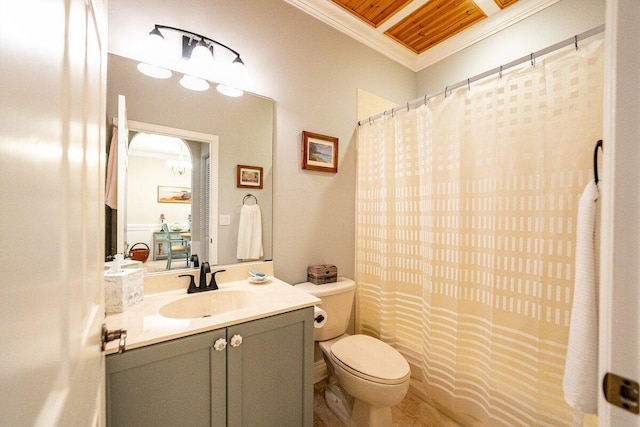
[106,329,227,427]
[227,307,314,427]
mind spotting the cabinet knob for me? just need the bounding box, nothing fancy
[213,338,227,351]
[230,334,243,348]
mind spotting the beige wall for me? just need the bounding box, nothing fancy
[107,0,416,284]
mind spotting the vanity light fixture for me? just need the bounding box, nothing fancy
[137,24,248,96]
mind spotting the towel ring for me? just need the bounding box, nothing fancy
[593,140,603,184]
[243,194,258,205]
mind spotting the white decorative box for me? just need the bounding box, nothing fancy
[104,268,144,313]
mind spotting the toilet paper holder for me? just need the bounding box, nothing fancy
[313,306,327,328]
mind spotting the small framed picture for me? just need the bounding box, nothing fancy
[157,186,192,204]
[302,131,338,173]
[237,165,263,189]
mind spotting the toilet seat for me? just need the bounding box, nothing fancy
[330,335,410,385]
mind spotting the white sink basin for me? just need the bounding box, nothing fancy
[159,290,259,319]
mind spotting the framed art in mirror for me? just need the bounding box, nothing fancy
[157,186,192,204]
[302,131,338,173]
[237,165,263,189]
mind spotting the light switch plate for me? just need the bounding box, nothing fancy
[219,214,231,226]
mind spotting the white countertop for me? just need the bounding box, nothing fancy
[104,277,320,355]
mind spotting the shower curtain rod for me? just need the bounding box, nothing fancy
[358,24,605,126]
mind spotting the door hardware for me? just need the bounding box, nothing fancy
[603,372,639,414]
[101,324,127,353]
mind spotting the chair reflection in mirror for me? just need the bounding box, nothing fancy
[161,223,191,269]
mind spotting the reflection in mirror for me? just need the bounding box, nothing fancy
[128,133,194,273]
[110,119,219,274]
[106,53,273,274]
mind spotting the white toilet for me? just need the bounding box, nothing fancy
[295,277,411,427]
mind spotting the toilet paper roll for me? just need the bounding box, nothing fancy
[313,306,327,329]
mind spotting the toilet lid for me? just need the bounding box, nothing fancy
[330,335,410,385]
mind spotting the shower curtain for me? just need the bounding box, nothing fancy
[356,38,603,426]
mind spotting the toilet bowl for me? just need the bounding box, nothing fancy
[320,334,410,427]
[295,278,411,427]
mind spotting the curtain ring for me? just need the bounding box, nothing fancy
[467,78,471,91]
[424,95,428,105]
[530,53,535,66]
[574,35,579,50]
[444,85,449,98]
[406,102,410,112]
[499,65,503,79]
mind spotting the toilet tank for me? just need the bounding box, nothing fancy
[294,277,356,341]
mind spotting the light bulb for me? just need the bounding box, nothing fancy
[189,40,215,77]
[137,62,172,79]
[230,57,248,87]
[137,27,170,78]
[216,84,243,97]
[180,74,209,91]
[147,28,166,58]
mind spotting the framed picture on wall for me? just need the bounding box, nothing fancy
[237,165,263,189]
[157,186,192,204]
[302,131,338,173]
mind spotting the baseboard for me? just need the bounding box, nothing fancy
[313,360,328,384]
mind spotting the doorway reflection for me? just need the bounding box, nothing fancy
[127,132,192,271]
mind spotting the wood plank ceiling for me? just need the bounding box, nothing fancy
[331,0,517,54]
[286,0,558,71]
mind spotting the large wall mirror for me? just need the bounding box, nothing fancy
[106,53,273,273]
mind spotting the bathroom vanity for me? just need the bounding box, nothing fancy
[104,264,320,427]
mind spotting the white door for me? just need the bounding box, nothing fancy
[600,0,640,425]
[0,0,108,425]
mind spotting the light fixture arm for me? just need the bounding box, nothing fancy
[139,24,248,96]
[153,24,242,60]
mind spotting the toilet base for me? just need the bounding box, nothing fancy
[324,374,353,425]
[324,374,394,427]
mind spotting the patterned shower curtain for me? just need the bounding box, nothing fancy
[356,38,603,426]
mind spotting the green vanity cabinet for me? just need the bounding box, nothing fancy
[106,307,314,427]
[226,307,314,426]
[105,328,227,426]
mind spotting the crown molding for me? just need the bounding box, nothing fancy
[285,0,560,72]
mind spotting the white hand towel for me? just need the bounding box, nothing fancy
[237,204,263,260]
[563,181,600,421]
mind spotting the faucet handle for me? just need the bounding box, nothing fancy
[179,274,197,293]
[208,269,227,290]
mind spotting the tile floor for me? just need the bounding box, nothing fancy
[313,379,461,427]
